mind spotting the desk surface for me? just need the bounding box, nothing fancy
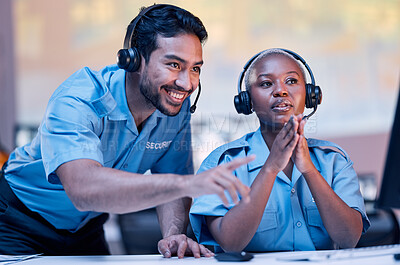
[18,246,400,265]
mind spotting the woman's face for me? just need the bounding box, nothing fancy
[249,54,306,131]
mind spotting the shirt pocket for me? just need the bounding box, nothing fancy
[306,206,324,227]
[306,206,331,249]
[137,150,166,173]
[246,208,278,252]
[257,208,278,232]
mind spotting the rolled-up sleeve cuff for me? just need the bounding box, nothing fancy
[44,148,103,184]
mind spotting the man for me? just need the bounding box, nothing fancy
[0,4,252,257]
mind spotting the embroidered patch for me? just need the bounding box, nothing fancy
[146,140,172,150]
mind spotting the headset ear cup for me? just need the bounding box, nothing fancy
[234,94,241,113]
[117,47,141,72]
[117,49,130,70]
[305,84,322,109]
[234,91,252,115]
[126,47,141,72]
[241,91,252,115]
[315,85,322,105]
[305,83,315,108]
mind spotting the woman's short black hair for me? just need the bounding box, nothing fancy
[127,4,208,63]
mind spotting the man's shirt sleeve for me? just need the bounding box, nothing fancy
[41,93,104,183]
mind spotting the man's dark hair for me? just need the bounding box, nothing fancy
[127,4,208,63]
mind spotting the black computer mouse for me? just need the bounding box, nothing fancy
[215,251,254,262]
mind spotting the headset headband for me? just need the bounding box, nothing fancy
[234,48,322,119]
[123,4,171,49]
[237,48,316,94]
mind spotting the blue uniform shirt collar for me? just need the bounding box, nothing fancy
[246,128,269,171]
[95,67,129,121]
[106,66,162,135]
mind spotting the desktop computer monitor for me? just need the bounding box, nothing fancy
[376,82,400,209]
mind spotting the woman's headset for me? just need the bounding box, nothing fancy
[234,48,322,119]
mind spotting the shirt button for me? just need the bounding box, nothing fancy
[291,188,296,194]
[296,221,302,228]
[123,164,128,169]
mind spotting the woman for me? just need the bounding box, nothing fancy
[189,48,370,253]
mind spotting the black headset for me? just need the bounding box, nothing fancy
[116,4,201,114]
[234,48,322,119]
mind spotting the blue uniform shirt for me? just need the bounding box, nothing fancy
[5,64,194,232]
[190,128,370,252]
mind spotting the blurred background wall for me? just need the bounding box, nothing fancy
[0,0,399,253]
[0,0,16,153]
[2,0,398,175]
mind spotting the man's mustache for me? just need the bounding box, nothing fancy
[161,84,194,95]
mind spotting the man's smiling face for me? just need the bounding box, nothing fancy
[138,33,203,116]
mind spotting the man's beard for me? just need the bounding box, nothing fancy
[139,72,192,116]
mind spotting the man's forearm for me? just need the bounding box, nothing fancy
[157,197,192,237]
[57,157,252,216]
[57,159,189,214]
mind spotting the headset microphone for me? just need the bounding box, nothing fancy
[190,82,201,114]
